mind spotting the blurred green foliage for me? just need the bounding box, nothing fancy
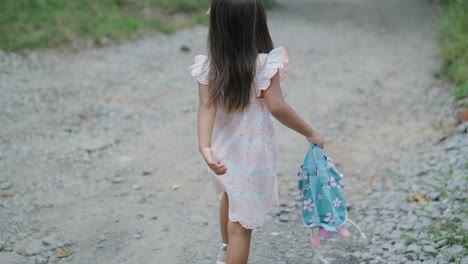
[0,0,208,51]
[436,0,468,100]
[0,0,277,51]
[454,82,468,100]
[428,219,468,256]
[263,0,278,9]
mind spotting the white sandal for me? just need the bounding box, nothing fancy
[216,243,228,264]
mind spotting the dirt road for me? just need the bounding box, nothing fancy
[1,1,464,264]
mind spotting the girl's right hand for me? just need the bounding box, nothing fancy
[200,147,228,175]
[306,130,325,149]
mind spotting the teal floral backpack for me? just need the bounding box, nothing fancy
[298,144,365,249]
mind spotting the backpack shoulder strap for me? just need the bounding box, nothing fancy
[310,144,329,187]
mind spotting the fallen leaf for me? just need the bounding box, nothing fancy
[55,248,70,258]
[412,190,429,205]
[458,110,468,123]
[0,193,12,198]
[385,180,394,188]
[170,183,180,191]
[79,110,89,120]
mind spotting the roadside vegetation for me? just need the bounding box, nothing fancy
[0,0,208,51]
[426,166,468,258]
[0,0,277,51]
[435,0,468,101]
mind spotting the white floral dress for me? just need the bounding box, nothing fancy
[191,47,289,229]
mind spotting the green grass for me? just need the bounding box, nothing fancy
[263,0,278,9]
[436,0,468,100]
[427,165,468,254]
[454,82,468,100]
[0,0,277,51]
[428,219,468,255]
[0,0,209,51]
[404,235,418,245]
[447,168,454,177]
[438,167,458,201]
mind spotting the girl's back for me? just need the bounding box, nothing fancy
[191,46,289,229]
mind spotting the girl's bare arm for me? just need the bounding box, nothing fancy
[198,83,216,150]
[263,73,324,148]
[198,83,227,175]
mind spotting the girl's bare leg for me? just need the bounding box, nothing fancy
[225,221,253,264]
[220,192,229,244]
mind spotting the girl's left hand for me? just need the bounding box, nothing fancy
[306,130,325,149]
[200,147,227,175]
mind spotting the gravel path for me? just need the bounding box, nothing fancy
[0,0,466,264]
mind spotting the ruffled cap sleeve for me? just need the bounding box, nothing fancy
[190,55,209,86]
[255,47,289,97]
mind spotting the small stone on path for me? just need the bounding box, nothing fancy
[462,220,468,230]
[41,235,58,247]
[141,169,154,176]
[457,122,468,133]
[112,177,123,184]
[80,138,113,152]
[138,196,147,204]
[14,238,43,256]
[278,215,290,222]
[180,45,190,52]
[422,245,436,254]
[406,244,420,253]
[446,245,464,255]
[34,256,48,264]
[0,181,12,190]
[460,256,468,264]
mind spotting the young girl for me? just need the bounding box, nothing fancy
[190,0,324,263]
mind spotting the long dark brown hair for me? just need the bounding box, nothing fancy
[208,0,274,113]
